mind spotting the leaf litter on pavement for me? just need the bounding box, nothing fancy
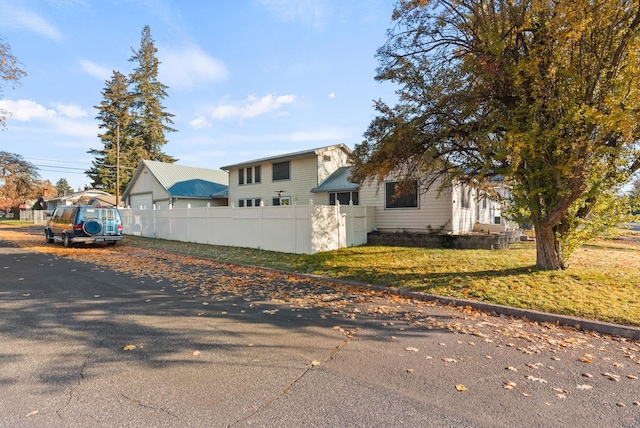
[2,225,640,410]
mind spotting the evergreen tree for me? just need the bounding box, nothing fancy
[87,71,141,196]
[54,178,73,196]
[128,25,177,163]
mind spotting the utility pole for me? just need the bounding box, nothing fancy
[115,121,120,208]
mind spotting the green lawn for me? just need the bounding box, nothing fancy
[122,231,640,327]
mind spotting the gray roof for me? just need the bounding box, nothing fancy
[123,160,229,199]
[311,166,359,193]
[220,144,351,170]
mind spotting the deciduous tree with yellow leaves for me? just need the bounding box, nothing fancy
[352,0,640,270]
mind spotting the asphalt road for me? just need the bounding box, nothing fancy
[1,237,639,427]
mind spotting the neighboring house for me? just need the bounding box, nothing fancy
[220,144,352,207]
[121,160,228,209]
[45,189,116,211]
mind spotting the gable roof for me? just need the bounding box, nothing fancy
[220,144,351,170]
[310,166,359,193]
[122,160,229,200]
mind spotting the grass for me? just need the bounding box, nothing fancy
[120,230,640,327]
[2,218,639,326]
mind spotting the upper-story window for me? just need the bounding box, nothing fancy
[272,161,290,181]
[239,166,262,185]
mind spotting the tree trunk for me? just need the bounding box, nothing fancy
[534,223,565,270]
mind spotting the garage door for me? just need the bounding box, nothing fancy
[129,193,153,210]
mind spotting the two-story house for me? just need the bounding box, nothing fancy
[220,144,352,207]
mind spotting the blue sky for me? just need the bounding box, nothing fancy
[0,0,397,190]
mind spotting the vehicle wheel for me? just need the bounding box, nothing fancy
[62,233,70,248]
[107,241,117,246]
[45,230,54,244]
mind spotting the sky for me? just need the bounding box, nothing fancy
[0,0,398,191]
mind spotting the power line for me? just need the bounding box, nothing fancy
[24,157,89,165]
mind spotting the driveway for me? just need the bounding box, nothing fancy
[1,227,639,427]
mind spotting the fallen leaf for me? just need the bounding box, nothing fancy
[626,375,638,380]
[576,384,593,390]
[616,402,626,408]
[526,375,547,384]
[503,381,517,390]
[26,411,38,417]
[192,350,200,356]
[406,369,414,374]
[582,373,593,378]
[602,372,620,381]
[123,344,136,351]
[311,360,321,367]
[443,358,457,363]
[507,366,518,372]
[455,384,467,392]
[405,347,419,352]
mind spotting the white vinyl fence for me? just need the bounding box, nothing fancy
[120,201,375,254]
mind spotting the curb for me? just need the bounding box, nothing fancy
[293,273,640,341]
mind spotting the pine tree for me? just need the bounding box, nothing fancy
[88,71,141,198]
[128,25,177,163]
[54,178,73,196]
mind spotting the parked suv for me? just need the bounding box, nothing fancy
[45,205,123,247]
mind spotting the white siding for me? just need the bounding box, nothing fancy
[359,179,455,233]
[228,147,351,207]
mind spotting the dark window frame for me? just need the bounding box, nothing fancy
[272,161,290,181]
[385,181,419,209]
[238,168,245,185]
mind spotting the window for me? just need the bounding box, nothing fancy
[329,191,359,206]
[272,161,290,181]
[460,186,471,209]
[238,198,261,207]
[385,181,418,209]
[239,166,261,185]
[272,196,291,206]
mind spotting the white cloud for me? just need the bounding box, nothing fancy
[0,2,64,41]
[328,92,336,98]
[0,99,96,139]
[0,99,56,121]
[257,0,331,28]
[189,115,211,130]
[79,60,112,81]
[160,45,228,90]
[211,94,296,120]
[55,103,88,119]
